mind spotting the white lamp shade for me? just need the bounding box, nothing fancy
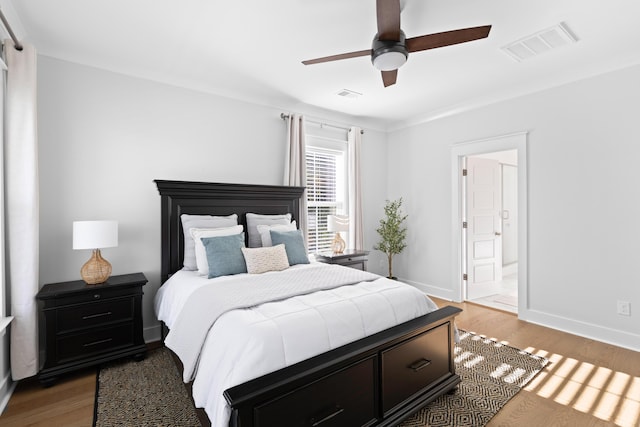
[327,215,349,233]
[73,220,118,250]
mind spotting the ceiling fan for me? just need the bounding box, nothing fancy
[302,0,492,87]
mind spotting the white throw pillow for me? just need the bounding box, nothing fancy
[256,221,297,247]
[190,225,244,276]
[245,213,292,247]
[241,244,290,274]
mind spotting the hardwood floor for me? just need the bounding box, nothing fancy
[0,366,96,427]
[0,300,637,427]
[441,298,640,427]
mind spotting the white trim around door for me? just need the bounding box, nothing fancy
[451,132,529,316]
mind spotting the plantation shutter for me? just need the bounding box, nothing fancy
[306,147,341,252]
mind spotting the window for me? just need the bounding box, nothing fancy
[306,136,348,252]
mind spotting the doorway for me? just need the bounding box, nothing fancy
[451,132,528,315]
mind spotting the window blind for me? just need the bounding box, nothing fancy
[306,147,344,252]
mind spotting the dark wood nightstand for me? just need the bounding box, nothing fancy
[315,249,369,270]
[36,272,147,386]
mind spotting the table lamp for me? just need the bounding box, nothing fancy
[327,215,349,254]
[73,220,118,284]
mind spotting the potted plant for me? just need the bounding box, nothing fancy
[374,198,408,279]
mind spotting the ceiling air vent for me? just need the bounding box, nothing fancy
[336,89,362,99]
[502,22,578,62]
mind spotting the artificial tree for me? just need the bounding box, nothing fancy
[374,198,407,279]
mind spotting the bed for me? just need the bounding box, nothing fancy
[154,179,461,427]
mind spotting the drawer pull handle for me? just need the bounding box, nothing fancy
[83,338,113,347]
[93,294,101,299]
[310,406,344,426]
[82,311,112,320]
[409,358,432,372]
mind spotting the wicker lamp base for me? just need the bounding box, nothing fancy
[331,232,346,254]
[80,249,112,285]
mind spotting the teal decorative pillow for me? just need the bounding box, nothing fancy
[270,229,310,266]
[180,214,238,270]
[190,225,244,276]
[201,233,247,278]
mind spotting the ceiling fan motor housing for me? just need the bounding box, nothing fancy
[372,30,408,71]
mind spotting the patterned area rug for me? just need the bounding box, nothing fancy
[400,329,549,426]
[94,330,547,426]
[93,347,201,427]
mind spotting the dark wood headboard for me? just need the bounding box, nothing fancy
[155,180,305,283]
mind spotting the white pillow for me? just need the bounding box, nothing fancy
[245,213,292,247]
[241,244,290,274]
[181,214,238,270]
[190,225,244,276]
[256,221,297,247]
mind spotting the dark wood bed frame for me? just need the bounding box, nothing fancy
[155,179,461,427]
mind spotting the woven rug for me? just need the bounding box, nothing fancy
[93,347,201,427]
[400,329,549,426]
[94,330,547,427]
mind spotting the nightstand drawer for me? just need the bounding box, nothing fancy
[57,323,134,363]
[337,257,366,270]
[41,286,140,307]
[381,323,450,413]
[315,250,369,271]
[57,297,134,333]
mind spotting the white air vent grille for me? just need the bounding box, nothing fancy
[336,89,362,99]
[502,22,578,62]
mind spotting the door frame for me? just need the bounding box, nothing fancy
[451,132,528,314]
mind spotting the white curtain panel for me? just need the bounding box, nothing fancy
[5,40,39,380]
[348,127,364,250]
[283,113,308,246]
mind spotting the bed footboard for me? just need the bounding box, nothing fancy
[224,305,461,427]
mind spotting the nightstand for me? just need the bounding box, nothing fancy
[36,272,147,386]
[315,249,369,271]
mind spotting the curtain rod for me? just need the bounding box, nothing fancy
[0,8,23,51]
[280,113,364,134]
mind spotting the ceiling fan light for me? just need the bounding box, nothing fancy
[371,31,408,71]
[373,51,407,71]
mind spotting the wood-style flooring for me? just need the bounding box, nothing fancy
[0,298,637,427]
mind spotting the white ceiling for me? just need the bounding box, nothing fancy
[5,0,640,130]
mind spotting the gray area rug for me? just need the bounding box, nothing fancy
[94,330,548,427]
[400,329,549,426]
[93,347,201,427]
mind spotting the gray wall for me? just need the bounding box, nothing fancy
[36,56,389,342]
[386,64,640,350]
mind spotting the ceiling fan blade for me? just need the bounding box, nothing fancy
[406,25,492,53]
[381,69,397,87]
[302,49,371,65]
[376,0,401,40]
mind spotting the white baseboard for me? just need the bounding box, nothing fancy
[400,278,457,301]
[520,308,639,352]
[400,278,639,352]
[0,371,16,416]
[144,324,162,344]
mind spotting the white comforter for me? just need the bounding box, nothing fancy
[154,263,438,427]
